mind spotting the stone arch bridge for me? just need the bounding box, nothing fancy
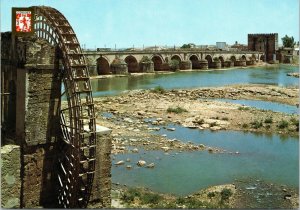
[83,49,264,75]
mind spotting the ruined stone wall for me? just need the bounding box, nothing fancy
[1,145,21,208]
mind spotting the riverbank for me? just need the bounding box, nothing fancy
[111,179,299,209]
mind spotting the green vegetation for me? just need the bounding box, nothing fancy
[220,188,233,201]
[251,120,263,129]
[238,106,250,111]
[181,43,195,48]
[278,120,289,129]
[167,106,188,114]
[264,117,273,124]
[151,86,165,94]
[169,59,180,71]
[121,188,141,203]
[242,123,248,128]
[207,192,216,200]
[290,117,299,131]
[222,117,229,121]
[120,187,229,209]
[282,35,296,48]
[141,193,162,205]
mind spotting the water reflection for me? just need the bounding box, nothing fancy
[91,65,298,96]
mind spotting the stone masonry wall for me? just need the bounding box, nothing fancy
[88,129,112,208]
[3,34,112,208]
[1,145,21,208]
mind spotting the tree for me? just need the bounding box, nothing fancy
[282,35,296,48]
[181,44,191,49]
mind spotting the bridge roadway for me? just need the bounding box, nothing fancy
[83,49,264,75]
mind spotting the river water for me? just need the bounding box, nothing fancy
[91,65,298,97]
[105,65,299,196]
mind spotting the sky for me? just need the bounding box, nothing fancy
[1,0,299,49]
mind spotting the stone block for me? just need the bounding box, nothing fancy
[1,145,21,208]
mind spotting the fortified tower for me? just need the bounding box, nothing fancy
[248,33,278,62]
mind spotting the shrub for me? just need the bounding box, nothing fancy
[242,123,248,128]
[265,124,271,129]
[222,117,229,121]
[207,192,216,199]
[264,117,273,124]
[220,188,233,201]
[251,120,263,129]
[151,86,165,94]
[169,59,180,71]
[167,107,188,114]
[278,120,289,129]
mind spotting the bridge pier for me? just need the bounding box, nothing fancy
[179,60,192,70]
[198,59,209,70]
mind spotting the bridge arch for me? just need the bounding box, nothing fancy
[189,54,199,69]
[230,55,237,62]
[151,55,164,71]
[97,56,110,75]
[219,56,225,67]
[205,54,213,68]
[171,54,182,62]
[240,55,247,61]
[125,55,139,72]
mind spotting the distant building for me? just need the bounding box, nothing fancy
[276,46,299,64]
[229,41,248,51]
[248,33,278,62]
[216,42,227,50]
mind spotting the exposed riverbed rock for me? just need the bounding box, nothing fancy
[137,160,146,167]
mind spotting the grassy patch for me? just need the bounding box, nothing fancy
[151,86,165,94]
[141,193,162,205]
[121,188,141,203]
[238,106,250,111]
[167,106,188,114]
[278,120,289,129]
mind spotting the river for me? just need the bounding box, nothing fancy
[104,65,299,196]
[91,65,298,97]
